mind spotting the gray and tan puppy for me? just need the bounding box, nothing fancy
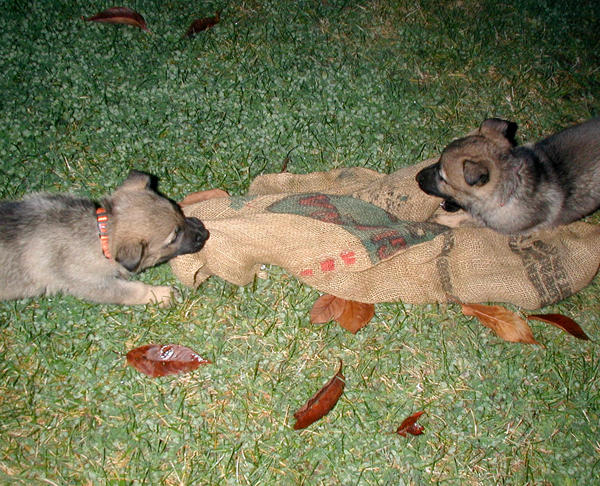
[416,117,600,234]
[0,170,208,305]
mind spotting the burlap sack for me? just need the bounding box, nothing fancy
[171,159,600,309]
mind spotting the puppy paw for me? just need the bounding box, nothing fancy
[429,210,478,229]
[147,285,179,307]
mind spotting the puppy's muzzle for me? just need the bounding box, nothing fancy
[415,163,442,197]
[182,217,209,254]
[415,164,463,213]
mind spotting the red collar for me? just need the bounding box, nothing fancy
[96,208,112,260]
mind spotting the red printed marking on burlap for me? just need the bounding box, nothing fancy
[320,259,335,272]
[340,251,356,265]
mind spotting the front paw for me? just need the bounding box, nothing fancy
[147,286,180,307]
[429,210,477,228]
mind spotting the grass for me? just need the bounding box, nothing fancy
[1,0,599,484]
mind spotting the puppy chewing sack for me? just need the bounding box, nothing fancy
[171,158,600,310]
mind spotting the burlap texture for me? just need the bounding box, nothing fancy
[171,159,600,309]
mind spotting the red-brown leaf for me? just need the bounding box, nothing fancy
[527,314,590,340]
[395,411,425,437]
[184,12,221,38]
[337,300,375,334]
[179,188,229,207]
[310,294,347,324]
[458,301,541,346]
[293,361,345,430]
[126,344,211,377]
[85,7,152,33]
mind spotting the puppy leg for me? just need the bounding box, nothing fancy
[70,280,178,307]
[124,282,178,307]
[428,210,480,228]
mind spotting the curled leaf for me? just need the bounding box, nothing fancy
[456,300,541,346]
[310,295,375,334]
[337,300,375,334]
[527,314,590,341]
[184,11,221,38]
[310,294,346,324]
[179,188,229,207]
[85,7,152,34]
[293,361,345,430]
[126,344,211,377]
[395,411,425,437]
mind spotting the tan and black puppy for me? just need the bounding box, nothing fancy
[416,117,600,234]
[0,170,208,305]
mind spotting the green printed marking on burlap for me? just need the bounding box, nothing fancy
[437,232,456,297]
[508,236,572,307]
[229,195,260,210]
[268,193,448,264]
[335,168,364,182]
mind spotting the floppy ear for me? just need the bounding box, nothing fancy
[463,160,490,186]
[479,118,518,146]
[121,170,153,190]
[114,241,146,272]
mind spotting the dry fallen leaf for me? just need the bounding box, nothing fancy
[527,314,590,341]
[310,294,346,324]
[310,295,375,334]
[456,300,541,346]
[293,361,345,430]
[84,7,152,33]
[395,411,425,437]
[184,11,221,38]
[126,344,211,377]
[337,300,375,334]
[179,188,229,207]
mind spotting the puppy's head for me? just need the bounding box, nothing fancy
[416,118,518,211]
[106,170,209,273]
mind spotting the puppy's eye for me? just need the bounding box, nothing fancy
[168,227,182,245]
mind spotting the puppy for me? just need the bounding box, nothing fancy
[0,170,208,305]
[416,117,600,234]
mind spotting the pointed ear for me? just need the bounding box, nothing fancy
[463,160,490,186]
[121,170,153,190]
[479,118,518,146]
[115,241,146,272]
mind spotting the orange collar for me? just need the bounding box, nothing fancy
[96,208,112,260]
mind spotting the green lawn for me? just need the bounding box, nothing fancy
[1,0,599,484]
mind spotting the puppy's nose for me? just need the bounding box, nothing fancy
[415,170,430,193]
[186,217,209,243]
[415,164,442,196]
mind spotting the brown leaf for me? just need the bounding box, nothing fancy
[293,361,345,430]
[310,294,347,324]
[183,11,221,38]
[84,7,152,33]
[310,295,375,333]
[337,300,375,334]
[179,188,229,207]
[527,314,590,341]
[126,344,211,377]
[459,301,541,346]
[395,411,425,437]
